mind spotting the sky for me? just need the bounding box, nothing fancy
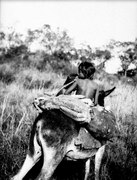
[1,0,137,47]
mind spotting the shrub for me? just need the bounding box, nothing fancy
[0,64,15,84]
[15,68,65,90]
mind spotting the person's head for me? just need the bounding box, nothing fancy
[78,61,96,79]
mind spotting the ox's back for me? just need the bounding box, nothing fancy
[29,109,79,156]
[11,109,80,180]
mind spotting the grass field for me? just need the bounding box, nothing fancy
[0,63,137,180]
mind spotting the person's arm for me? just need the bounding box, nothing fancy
[64,81,78,95]
[56,74,78,96]
[56,89,66,96]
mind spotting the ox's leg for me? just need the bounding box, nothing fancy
[38,134,64,180]
[95,145,106,180]
[84,159,91,180]
[11,135,41,180]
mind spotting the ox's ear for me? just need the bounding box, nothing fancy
[104,87,116,97]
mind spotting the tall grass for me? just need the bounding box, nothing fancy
[15,68,65,89]
[0,66,137,179]
[0,69,65,180]
[100,82,137,180]
[105,82,137,132]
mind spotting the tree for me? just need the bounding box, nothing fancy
[76,44,93,62]
[119,41,136,77]
[25,24,73,55]
[0,31,6,58]
[134,38,137,66]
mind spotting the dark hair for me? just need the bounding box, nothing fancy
[78,61,95,79]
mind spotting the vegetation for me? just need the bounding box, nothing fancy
[0,25,137,179]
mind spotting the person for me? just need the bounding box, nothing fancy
[57,61,103,106]
[56,61,117,143]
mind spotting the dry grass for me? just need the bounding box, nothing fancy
[105,82,137,132]
[100,82,137,180]
[0,68,137,179]
[0,70,65,180]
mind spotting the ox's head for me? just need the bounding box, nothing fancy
[98,87,116,107]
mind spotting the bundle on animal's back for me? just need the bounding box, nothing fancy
[33,94,117,142]
[33,94,93,123]
[85,107,117,142]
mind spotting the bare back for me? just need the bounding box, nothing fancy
[76,79,99,101]
[64,78,100,105]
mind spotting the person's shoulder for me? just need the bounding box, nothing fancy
[79,79,97,87]
[93,79,104,89]
[93,79,102,84]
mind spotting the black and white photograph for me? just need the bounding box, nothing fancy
[0,1,137,180]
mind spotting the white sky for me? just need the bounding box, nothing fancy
[1,0,137,47]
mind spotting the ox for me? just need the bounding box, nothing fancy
[11,89,116,180]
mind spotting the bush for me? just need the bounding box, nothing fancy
[0,64,15,84]
[15,68,65,90]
